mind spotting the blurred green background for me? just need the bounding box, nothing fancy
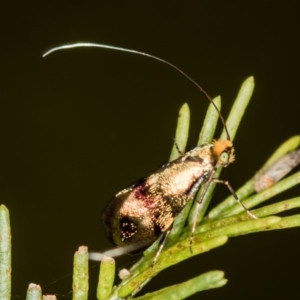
[1,2,300,299]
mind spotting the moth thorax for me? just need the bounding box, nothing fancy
[212,139,235,167]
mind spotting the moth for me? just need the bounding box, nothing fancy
[102,139,236,251]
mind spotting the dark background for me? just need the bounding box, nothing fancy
[1,2,300,299]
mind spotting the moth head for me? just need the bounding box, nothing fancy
[212,139,235,167]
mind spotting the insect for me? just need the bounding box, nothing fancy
[43,43,256,258]
[102,139,238,251]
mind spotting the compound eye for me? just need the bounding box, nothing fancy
[220,151,229,164]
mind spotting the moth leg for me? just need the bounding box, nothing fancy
[187,177,206,253]
[151,230,170,267]
[212,178,258,219]
[189,170,216,253]
[184,173,206,253]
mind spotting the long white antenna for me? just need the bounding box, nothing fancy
[43,42,231,140]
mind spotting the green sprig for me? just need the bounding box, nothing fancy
[97,256,115,300]
[73,246,89,300]
[0,205,11,300]
[25,284,42,300]
[134,271,227,300]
